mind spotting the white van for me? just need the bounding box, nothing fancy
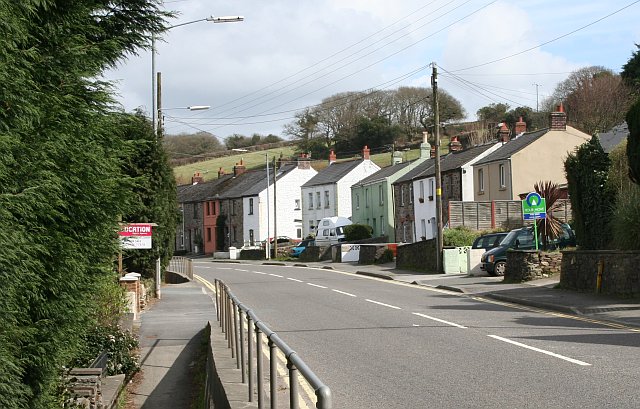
[314,217,352,246]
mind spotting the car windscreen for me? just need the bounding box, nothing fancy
[500,230,519,246]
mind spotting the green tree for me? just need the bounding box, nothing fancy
[344,224,373,241]
[564,136,615,249]
[621,43,640,92]
[0,2,170,407]
[626,99,640,185]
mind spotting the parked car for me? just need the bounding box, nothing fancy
[290,239,314,257]
[471,232,509,251]
[480,224,575,276]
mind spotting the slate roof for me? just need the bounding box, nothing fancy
[177,175,234,203]
[217,163,300,199]
[393,158,435,184]
[301,159,363,187]
[473,129,549,166]
[598,122,628,153]
[353,160,415,187]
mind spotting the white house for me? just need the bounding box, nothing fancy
[301,147,380,237]
[412,142,501,240]
[242,156,317,243]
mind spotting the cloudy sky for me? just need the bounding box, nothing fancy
[106,0,640,141]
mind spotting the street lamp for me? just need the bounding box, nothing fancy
[151,15,244,133]
[232,148,272,260]
[157,105,210,137]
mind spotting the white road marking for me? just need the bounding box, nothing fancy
[217,267,232,270]
[332,289,356,297]
[235,269,249,272]
[269,273,283,278]
[413,324,420,327]
[412,313,467,329]
[366,299,401,310]
[253,271,267,275]
[307,283,327,289]
[488,335,592,366]
[201,287,207,294]
[287,278,303,282]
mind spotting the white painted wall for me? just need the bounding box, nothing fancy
[413,176,437,240]
[243,196,260,245]
[461,143,501,201]
[335,160,380,218]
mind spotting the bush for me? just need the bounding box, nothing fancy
[72,325,140,377]
[344,224,373,241]
[611,184,640,250]
[443,226,479,247]
[375,249,395,264]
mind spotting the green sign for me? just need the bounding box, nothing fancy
[522,192,546,219]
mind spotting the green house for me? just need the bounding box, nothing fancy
[351,142,431,242]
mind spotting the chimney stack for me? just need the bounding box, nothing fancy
[498,122,510,143]
[448,135,463,152]
[233,159,246,177]
[192,172,204,184]
[420,131,431,159]
[297,153,311,169]
[392,151,403,165]
[218,167,226,178]
[328,150,337,164]
[549,103,567,131]
[430,145,436,158]
[515,116,527,134]
[362,145,370,160]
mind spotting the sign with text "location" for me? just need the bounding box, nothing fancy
[119,223,153,249]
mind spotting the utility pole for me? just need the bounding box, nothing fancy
[432,63,443,273]
[532,83,541,112]
[265,153,271,260]
[272,157,278,258]
[156,72,162,138]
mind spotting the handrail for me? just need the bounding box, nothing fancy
[215,279,332,409]
[167,256,193,280]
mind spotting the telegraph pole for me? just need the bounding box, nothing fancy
[156,72,162,138]
[532,83,541,112]
[272,157,278,258]
[432,63,443,273]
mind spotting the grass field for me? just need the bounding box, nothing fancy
[173,145,445,185]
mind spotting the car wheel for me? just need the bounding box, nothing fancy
[493,261,506,276]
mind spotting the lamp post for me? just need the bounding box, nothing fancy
[151,15,244,133]
[232,149,271,259]
[156,104,210,138]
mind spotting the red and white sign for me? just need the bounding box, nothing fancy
[120,223,153,249]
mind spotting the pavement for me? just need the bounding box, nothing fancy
[128,257,640,407]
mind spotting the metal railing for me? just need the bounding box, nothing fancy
[167,256,193,280]
[215,279,332,409]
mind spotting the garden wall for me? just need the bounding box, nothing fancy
[561,250,640,296]
[396,239,437,273]
[505,251,562,282]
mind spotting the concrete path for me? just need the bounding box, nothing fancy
[131,282,215,409]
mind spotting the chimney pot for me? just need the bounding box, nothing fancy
[549,104,567,131]
[192,172,204,184]
[328,150,337,164]
[362,145,370,160]
[515,116,527,135]
[217,167,226,178]
[498,122,511,143]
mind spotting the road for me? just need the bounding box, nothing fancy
[195,261,640,409]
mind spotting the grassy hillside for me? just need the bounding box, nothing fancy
[173,145,445,185]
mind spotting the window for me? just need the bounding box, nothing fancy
[324,190,330,208]
[206,202,210,216]
[419,181,424,201]
[400,185,405,206]
[380,216,385,235]
[429,179,434,200]
[379,185,384,205]
[232,226,237,242]
[308,192,313,209]
[421,219,426,239]
[193,205,198,219]
[365,188,370,208]
[479,169,485,192]
[316,192,321,209]
[212,201,216,215]
[231,200,236,215]
[249,229,255,246]
[207,228,212,242]
[356,193,360,209]
[499,164,506,188]
[249,198,254,215]
[294,199,301,210]
[296,228,302,238]
[372,218,377,234]
[409,184,413,204]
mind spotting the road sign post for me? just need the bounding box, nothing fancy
[522,192,547,250]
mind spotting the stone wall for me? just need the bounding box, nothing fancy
[561,250,640,296]
[299,246,320,262]
[359,246,377,265]
[505,250,562,282]
[396,239,437,273]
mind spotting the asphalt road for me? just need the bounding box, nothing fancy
[195,261,640,409]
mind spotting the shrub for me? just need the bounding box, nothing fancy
[443,226,478,247]
[375,248,395,264]
[72,325,140,377]
[611,185,640,250]
[344,224,373,241]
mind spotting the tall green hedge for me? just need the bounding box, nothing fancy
[626,99,640,185]
[0,2,170,407]
[564,136,615,249]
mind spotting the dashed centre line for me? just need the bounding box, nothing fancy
[332,289,356,297]
[269,273,284,278]
[366,299,401,310]
[235,269,249,272]
[307,283,328,289]
[488,335,591,366]
[287,278,303,283]
[412,313,467,329]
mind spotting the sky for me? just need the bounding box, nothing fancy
[106,0,640,142]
